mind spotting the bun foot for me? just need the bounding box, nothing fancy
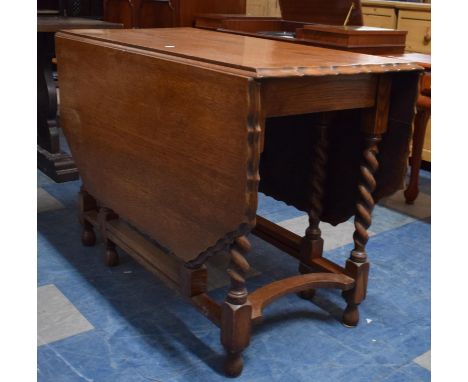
[105,242,119,267]
[298,289,316,300]
[224,353,243,378]
[342,304,359,328]
[81,227,96,246]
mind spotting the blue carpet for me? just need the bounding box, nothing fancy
[38,171,430,381]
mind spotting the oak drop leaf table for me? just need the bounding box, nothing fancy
[56,28,422,377]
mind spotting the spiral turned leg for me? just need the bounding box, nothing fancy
[221,236,252,377]
[298,117,329,300]
[343,134,381,327]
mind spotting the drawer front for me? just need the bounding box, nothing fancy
[362,5,395,17]
[398,10,431,53]
[362,6,397,29]
[247,0,281,17]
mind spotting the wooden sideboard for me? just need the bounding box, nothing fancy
[103,0,246,28]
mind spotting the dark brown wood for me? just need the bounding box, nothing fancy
[56,28,421,377]
[343,75,391,327]
[97,207,120,266]
[38,0,104,18]
[296,25,407,55]
[278,0,363,25]
[37,31,78,182]
[37,16,122,32]
[261,74,378,117]
[180,265,208,297]
[103,0,246,28]
[191,293,221,326]
[252,217,347,276]
[404,91,430,204]
[82,206,210,296]
[79,188,97,246]
[37,17,122,182]
[252,215,302,258]
[221,236,252,377]
[297,113,330,299]
[194,0,413,56]
[392,54,431,204]
[194,0,410,55]
[250,273,355,324]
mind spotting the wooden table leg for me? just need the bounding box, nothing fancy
[79,188,97,246]
[404,104,430,204]
[221,235,252,377]
[343,74,391,327]
[298,114,330,299]
[97,207,120,266]
[37,32,79,182]
[343,134,380,327]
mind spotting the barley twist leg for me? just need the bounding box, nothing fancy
[343,134,381,327]
[298,116,329,300]
[221,236,252,377]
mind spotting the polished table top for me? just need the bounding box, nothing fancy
[58,27,421,78]
[388,52,431,70]
[37,16,122,33]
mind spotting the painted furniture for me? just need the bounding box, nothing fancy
[37,16,122,182]
[56,27,421,377]
[362,0,431,54]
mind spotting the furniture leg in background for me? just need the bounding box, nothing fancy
[37,16,122,182]
[37,32,79,182]
[405,72,431,204]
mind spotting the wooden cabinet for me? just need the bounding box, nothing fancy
[362,1,431,163]
[361,1,431,54]
[104,0,246,28]
[398,9,431,53]
[362,5,397,28]
[246,0,281,16]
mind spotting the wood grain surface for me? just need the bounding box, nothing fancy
[57,27,421,78]
[56,33,262,264]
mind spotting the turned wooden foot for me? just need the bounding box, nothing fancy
[105,240,119,267]
[97,207,119,267]
[79,188,97,246]
[81,221,96,246]
[224,352,244,378]
[221,236,252,378]
[297,263,318,300]
[342,300,359,328]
